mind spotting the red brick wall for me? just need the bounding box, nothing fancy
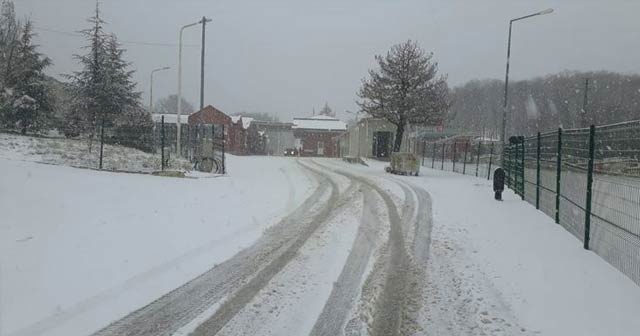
[228,124,247,155]
[295,131,343,157]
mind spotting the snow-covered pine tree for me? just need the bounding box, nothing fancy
[357,40,450,152]
[0,0,20,126]
[6,20,54,134]
[104,33,141,120]
[0,0,19,90]
[65,2,107,138]
[66,3,142,140]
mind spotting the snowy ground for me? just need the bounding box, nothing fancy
[347,159,640,336]
[0,155,315,336]
[3,141,640,336]
[0,132,191,172]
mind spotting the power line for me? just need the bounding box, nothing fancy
[34,26,199,48]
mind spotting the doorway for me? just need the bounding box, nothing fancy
[373,132,392,158]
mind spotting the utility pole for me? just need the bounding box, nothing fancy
[582,78,590,127]
[200,16,212,112]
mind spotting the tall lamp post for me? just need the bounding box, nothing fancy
[177,19,203,156]
[501,8,554,146]
[149,66,170,115]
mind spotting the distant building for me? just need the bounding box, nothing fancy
[292,115,347,157]
[188,105,232,126]
[339,117,396,159]
[339,117,449,158]
[252,121,295,156]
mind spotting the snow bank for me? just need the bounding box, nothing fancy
[328,158,640,335]
[401,167,640,335]
[0,133,190,173]
[0,155,315,336]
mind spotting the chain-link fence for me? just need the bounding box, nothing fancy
[421,137,501,181]
[0,116,226,174]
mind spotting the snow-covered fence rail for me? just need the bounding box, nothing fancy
[422,121,640,287]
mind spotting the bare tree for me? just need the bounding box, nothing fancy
[318,102,335,117]
[358,40,449,152]
[155,94,195,115]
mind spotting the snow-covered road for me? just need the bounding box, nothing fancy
[3,153,640,336]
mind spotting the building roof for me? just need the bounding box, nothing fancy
[241,117,254,130]
[230,115,241,123]
[188,105,231,125]
[293,115,347,131]
[152,113,190,125]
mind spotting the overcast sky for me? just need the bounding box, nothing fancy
[15,0,640,121]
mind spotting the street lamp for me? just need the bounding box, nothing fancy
[149,66,170,115]
[501,8,554,145]
[176,20,201,157]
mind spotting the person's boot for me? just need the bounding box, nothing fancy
[495,191,503,201]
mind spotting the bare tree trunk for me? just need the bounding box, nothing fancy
[393,123,404,153]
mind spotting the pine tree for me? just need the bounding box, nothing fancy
[0,0,19,90]
[65,3,141,138]
[7,20,54,133]
[65,2,107,137]
[104,33,141,120]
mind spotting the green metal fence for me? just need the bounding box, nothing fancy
[422,122,640,286]
[506,124,640,286]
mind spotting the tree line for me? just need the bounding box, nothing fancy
[447,71,640,137]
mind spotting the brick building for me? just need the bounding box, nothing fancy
[292,115,347,157]
[188,105,250,155]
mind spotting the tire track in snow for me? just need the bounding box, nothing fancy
[308,185,383,336]
[188,161,341,336]
[311,161,434,336]
[90,164,332,336]
[308,162,409,336]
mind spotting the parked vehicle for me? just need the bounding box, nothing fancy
[284,148,298,156]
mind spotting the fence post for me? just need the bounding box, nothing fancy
[422,141,426,166]
[99,117,105,170]
[441,143,445,170]
[452,141,458,172]
[584,125,596,250]
[506,144,512,188]
[432,142,436,169]
[487,142,494,180]
[161,115,166,171]
[221,124,226,174]
[536,132,541,210]
[520,141,525,200]
[461,142,467,174]
[555,128,563,224]
[211,124,218,169]
[511,143,520,195]
[476,141,481,177]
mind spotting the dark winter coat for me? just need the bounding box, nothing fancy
[493,168,505,192]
